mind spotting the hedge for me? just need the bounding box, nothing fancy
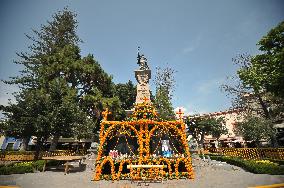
[0,160,58,175]
[206,155,284,175]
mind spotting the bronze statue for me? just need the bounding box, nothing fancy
[137,50,149,70]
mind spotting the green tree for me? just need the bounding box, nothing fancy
[210,117,228,142]
[234,116,276,147]
[114,80,136,120]
[221,54,272,119]
[238,21,284,100]
[221,56,281,147]
[153,66,176,120]
[1,89,52,153]
[2,9,86,151]
[222,22,284,147]
[1,84,94,154]
[185,116,228,148]
[115,80,136,110]
[154,88,175,120]
[77,54,121,121]
[1,8,120,151]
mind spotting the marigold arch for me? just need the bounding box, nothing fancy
[148,123,190,156]
[94,156,115,181]
[97,122,140,160]
[116,159,132,180]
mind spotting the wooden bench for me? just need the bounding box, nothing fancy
[127,165,167,186]
[42,156,84,175]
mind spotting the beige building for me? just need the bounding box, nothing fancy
[189,109,245,147]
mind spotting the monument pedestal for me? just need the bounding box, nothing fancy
[135,69,151,104]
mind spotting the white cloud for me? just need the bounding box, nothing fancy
[184,103,209,116]
[197,78,224,96]
[182,34,202,54]
[178,78,225,115]
[183,46,195,53]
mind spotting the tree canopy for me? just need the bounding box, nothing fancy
[114,80,136,120]
[185,115,227,148]
[238,21,284,100]
[221,21,284,147]
[1,8,121,151]
[234,116,276,147]
[221,54,273,119]
[153,66,176,120]
[222,21,284,121]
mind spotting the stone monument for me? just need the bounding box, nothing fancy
[135,52,151,104]
[93,50,194,182]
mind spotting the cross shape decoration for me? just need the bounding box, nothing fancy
[176,108,184,121]
[102,108,112,121]
[140,96,150,103]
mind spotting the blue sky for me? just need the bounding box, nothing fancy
[0,0,283,115]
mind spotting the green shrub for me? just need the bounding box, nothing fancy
[0,165,32,175]
[0,162,34,175]
[207,155,284,175]
[0,160,46,175]
[32,160,45,171]
[0,160,67,175]
[265,159,284,166]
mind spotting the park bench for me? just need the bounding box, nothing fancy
[127,164,167,186]
[42,156,84,175]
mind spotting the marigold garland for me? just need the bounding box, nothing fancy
[93,102,194,181]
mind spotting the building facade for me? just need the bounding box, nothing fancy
[188,109,245,148]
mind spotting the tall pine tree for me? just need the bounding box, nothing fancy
[2,8,121,152]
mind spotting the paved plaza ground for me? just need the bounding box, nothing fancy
[0,156,283,188]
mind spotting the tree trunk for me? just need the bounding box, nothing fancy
[49,134,60,151]
[215,138,220,148]
[255,140,262,148]
[255,93,279,147]
[270,135,279,147]
[199,133,205,149]
[20,137,29,151]
[256,93,271,119]
[34,139,43,160]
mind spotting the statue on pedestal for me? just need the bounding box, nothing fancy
[137,53,149,70]
[135,50,151,104]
